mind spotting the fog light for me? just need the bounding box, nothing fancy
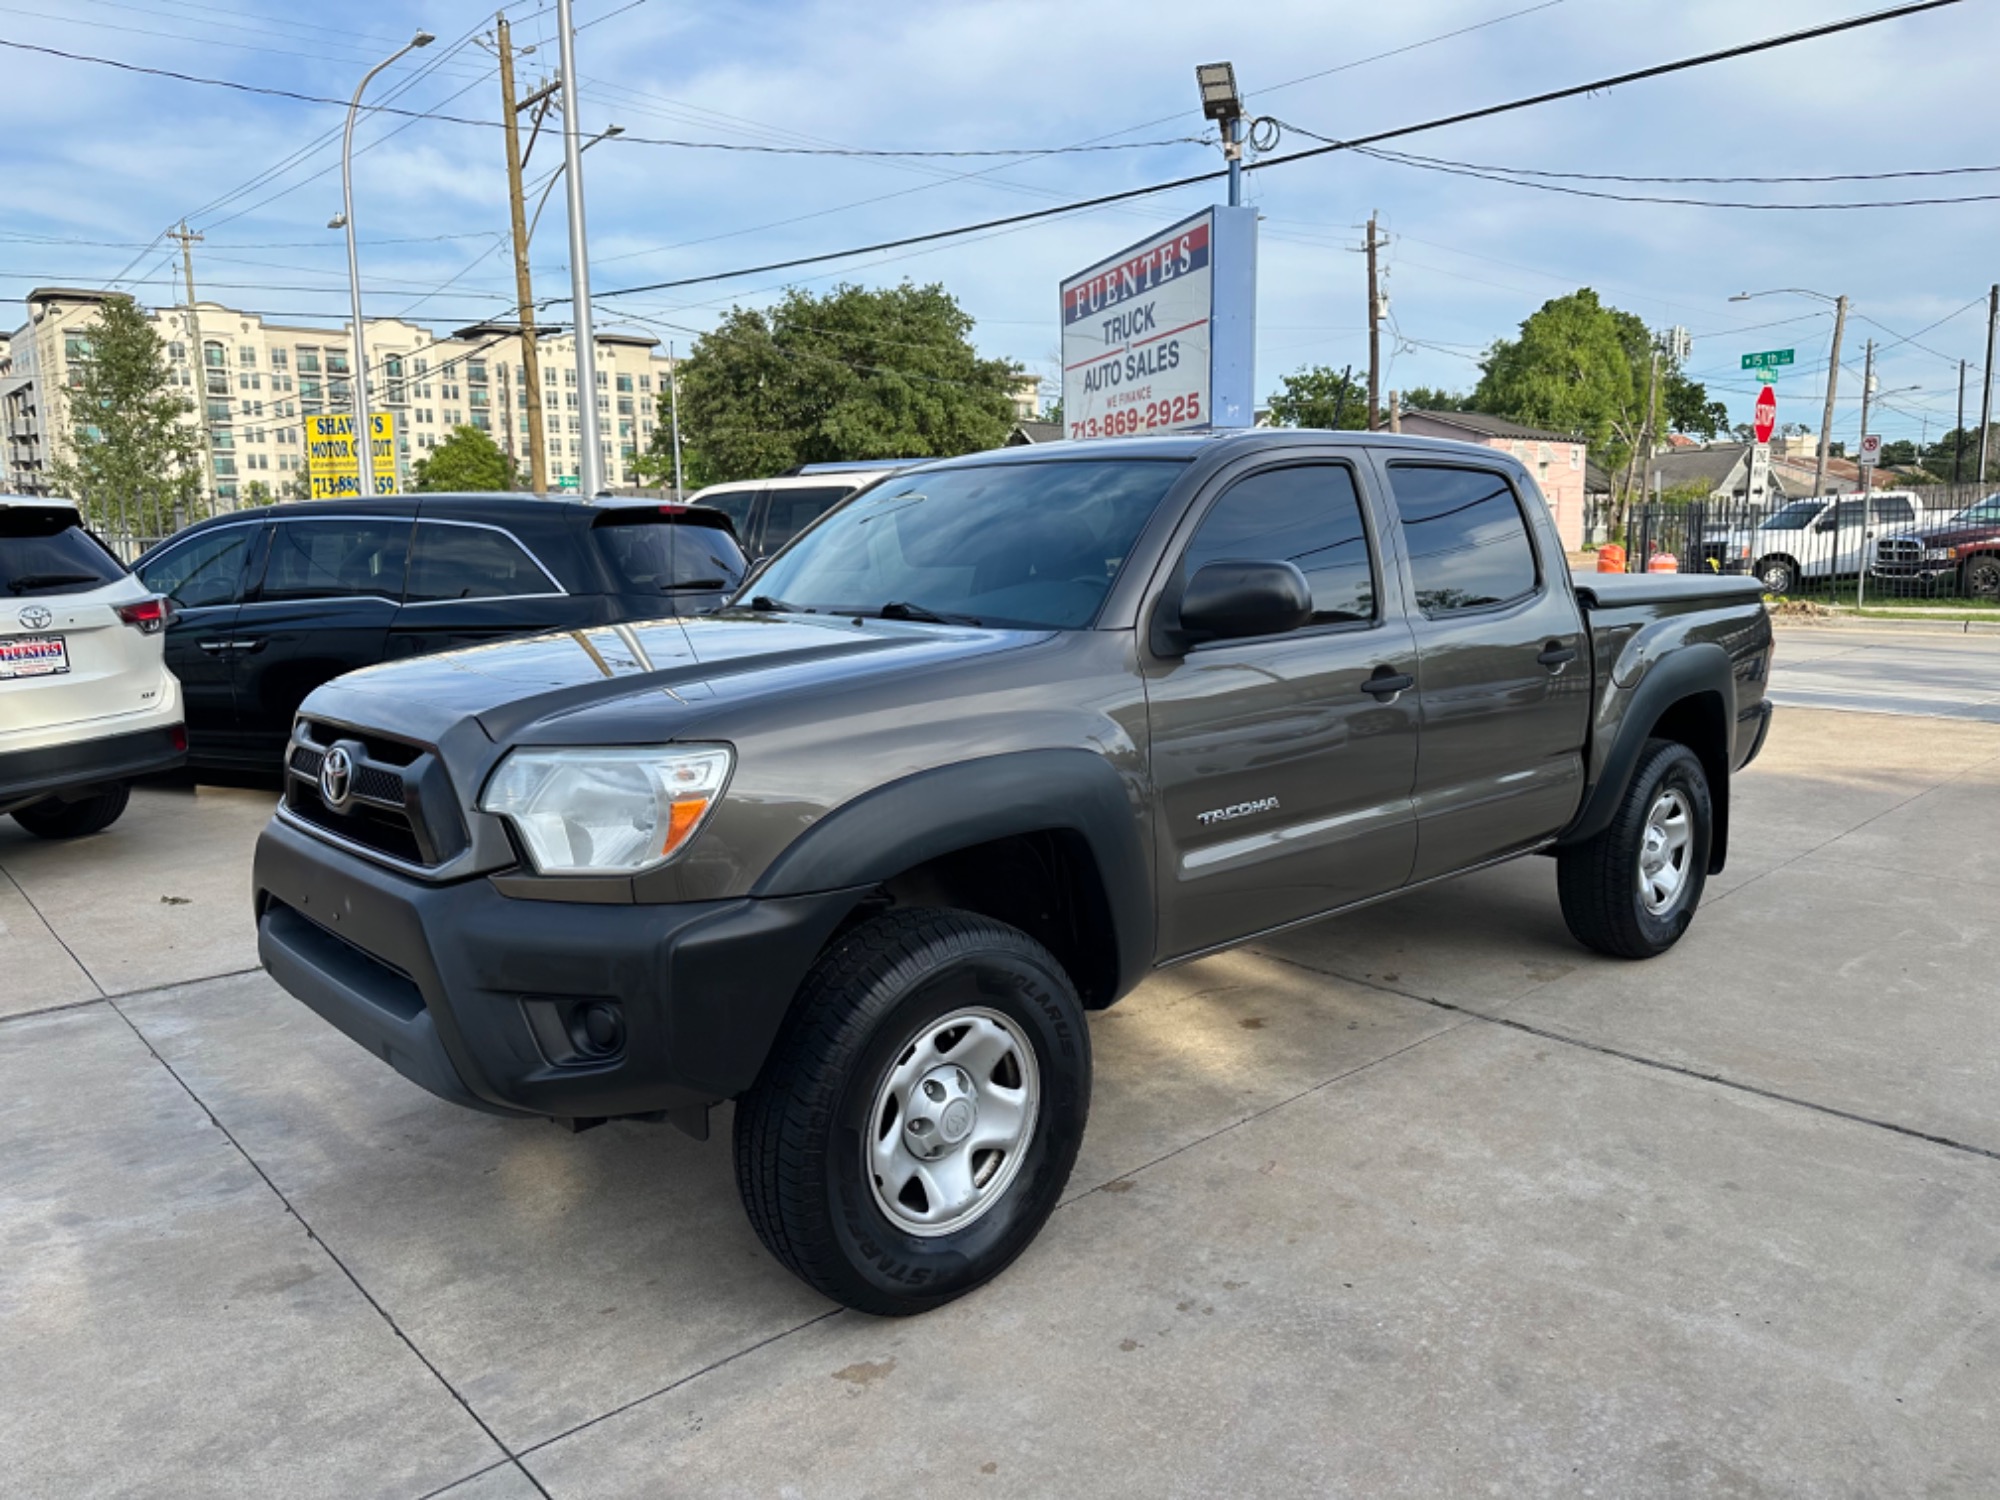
[572,1001,625,1058]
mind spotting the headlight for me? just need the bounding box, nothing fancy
[478,745,732,875]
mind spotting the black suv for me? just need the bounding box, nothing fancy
[134,493,745,768]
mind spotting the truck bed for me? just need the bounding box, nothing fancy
[1574,572,1766,609]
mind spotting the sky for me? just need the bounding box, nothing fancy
[3,0,1997,452]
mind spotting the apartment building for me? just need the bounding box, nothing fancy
[2,287,672,501]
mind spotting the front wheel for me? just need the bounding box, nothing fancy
[733,908,1091,1315]
[1964,553,2000,600]
[11,783,131,840]
[1557,740,1712,959]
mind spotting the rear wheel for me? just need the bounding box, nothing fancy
[1756,555,1798,595]
[12,783,131,840]
[1558,740,1712,959]
[733,908,1090,1315]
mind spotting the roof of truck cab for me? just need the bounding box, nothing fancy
[905,429,1528,469]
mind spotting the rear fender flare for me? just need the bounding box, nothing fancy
[1561,643,1736,864]
[751,749,1154,1000]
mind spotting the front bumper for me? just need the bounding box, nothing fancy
[252,815,862,1120]
[0,723,186,810]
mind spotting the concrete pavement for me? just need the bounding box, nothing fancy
[3,628,1998,1496]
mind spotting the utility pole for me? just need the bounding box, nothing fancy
[1811,295,1848,501]
[1365,213,1384,430]
[1980,283,1997,486]
[1954,358,1967,484]
[1858,338,1876,497]
[1387,389,1400,434]
[169,221,217,514]
[668,340,684,499]
[495,15,549,493]
[554,0,604,496]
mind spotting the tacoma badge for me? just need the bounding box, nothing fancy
[1197,796,1279,827]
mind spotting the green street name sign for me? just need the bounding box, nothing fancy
[1741,348,1796,371]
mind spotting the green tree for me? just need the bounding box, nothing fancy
[652,282,1021,485]
[1265,365,1367,429]
[1401,385,1474,413]
[412,424,516,492]
[47,294,205,532]
[1662,373,1729,439]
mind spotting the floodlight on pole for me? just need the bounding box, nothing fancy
[1195,61,1246,208]
[340,28,433,495]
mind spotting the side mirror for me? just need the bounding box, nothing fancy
[1175,560,1314,645]
[1814,517,1837,533]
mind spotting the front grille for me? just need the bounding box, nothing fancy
[1875,539,1923,564]
[284,719,467,871]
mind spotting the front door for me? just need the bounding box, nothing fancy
[233,515,411,758]
[1377,459,1591,882]
[134,520,264,761]
[1144,457,1422,960]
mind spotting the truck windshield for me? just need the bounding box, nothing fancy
[743,459,1186,628]
[1761,500,1827,531]
[1953,497,2000,523]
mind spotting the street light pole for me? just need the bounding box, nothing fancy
[553,0,604,496]
[341,30,432,494]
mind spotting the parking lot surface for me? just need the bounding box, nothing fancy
[4,622,1998,1497]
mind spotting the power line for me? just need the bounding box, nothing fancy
[1327,144,2000,186]
[577,0,1969,302]
[1351,144,2000,209]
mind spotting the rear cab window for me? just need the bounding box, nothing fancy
[2,505,127,598]
[592,510,747,596]
[1386,464,1540,614]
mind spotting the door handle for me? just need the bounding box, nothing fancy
[230,637,268,654]
[1538,642,1578,669]
[1361,667,1415,699]
[198,641,230,654]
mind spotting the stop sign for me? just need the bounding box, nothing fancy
[1753,385,1777,444]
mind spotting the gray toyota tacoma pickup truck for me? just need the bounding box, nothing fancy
[253,431,1773,1314]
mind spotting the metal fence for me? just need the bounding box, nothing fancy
[1616,483,2000,603]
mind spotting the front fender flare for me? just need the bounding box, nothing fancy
[751,749,1154,1001]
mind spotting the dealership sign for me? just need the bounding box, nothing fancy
[304,411,398,499]
[1060,207,1256,441]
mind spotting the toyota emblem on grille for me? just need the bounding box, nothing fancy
[19,605,53,631]
[319,745,355,810]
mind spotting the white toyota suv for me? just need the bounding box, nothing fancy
[1,496,185,838]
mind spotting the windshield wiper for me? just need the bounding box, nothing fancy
[746,594,810,613]
[664,578,729,591]
[6,572,101,594]
[874,600,983,625]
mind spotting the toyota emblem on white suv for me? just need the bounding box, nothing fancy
[19,605,53,631]
[319,745,354,810]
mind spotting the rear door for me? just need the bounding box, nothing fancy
[233,514,411,759]
[1,506,147,736]
[387,518,579,658]
[1144,455,1421,958]
[1379,459,1591,881]
[133,519,263,756]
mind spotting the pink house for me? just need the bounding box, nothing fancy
[1397,410,1590,552]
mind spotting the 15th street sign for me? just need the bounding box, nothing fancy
[1741,348,1796,372]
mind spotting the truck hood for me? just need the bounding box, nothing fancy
[313,610,1049,746]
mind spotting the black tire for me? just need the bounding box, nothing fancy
[733,908,1091,1316]
[11,783,130,840]
[1557,740,1712,960]
[1756,555,1798,595]
[1964,552,2000,600]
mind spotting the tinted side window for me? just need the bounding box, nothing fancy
[763,486,855,554]
[695,490,757,540]
[260,519,410,602]
[1870,498,1914,522]
[1387,465,1539,614]
[404,523,552,602]
[1183,464,1375,623]
[1830,501,1867,527]
[138,525,255,608]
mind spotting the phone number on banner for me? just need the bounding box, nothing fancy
[1071,392,1202,439]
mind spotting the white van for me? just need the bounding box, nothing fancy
[1,497,185,838]
[688,462,924,562]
